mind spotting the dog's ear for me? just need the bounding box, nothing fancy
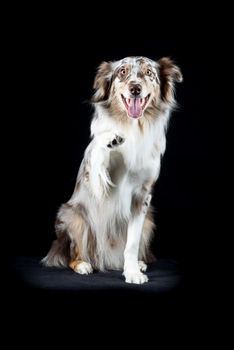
[92,62,113,102]
[158,57,183,104]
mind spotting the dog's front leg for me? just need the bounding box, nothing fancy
[89,131,125,200]
[123,194,152,284]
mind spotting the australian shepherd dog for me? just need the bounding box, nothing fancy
[42,56,182,284]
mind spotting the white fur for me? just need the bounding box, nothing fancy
[123,195,152,284]
[43,56,182,284]
[138,260,147,272]
[74,262,93,275]
[70,106,167,277]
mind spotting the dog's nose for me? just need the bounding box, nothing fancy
[129,83,142,96]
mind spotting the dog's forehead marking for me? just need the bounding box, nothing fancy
[122,56,152,66]
[112,56,159,82]
[113,56,150,67]
[114,56,156,72]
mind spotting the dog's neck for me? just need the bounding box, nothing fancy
[91,103,171,158]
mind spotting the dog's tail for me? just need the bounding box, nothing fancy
[41,232,70,267]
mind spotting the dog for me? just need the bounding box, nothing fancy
[42,56,182,284]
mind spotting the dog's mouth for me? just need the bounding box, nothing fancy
[121,94,150,119]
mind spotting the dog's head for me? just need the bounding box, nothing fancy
[92,56,182,119]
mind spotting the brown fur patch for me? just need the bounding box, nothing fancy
[137,71,144,79]
[131,194,144,217]
[74,180,80,193]
[140,208,156,263]
[108,238,117,248]
[87,227,97,263]
[108,94,132,126]
[158,57,183,104]
[138,119,144,133]
[136,57,146,65]
[92,62,113,102]
[131,179,154,217]
[117,64,130,81]
[142,178,155,192]
[143,87,162,122]
[55,202,94,266]
[69,259,83,270]
[42,234,71,267]
[73,203,88,217]
[84,171,89,181]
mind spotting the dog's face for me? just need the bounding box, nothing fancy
[111,57,159,119]
[93,56,182,120]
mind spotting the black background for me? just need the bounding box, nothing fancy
[11,35,222,267]
[5,10,229,343]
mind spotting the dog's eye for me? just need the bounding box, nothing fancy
[146,69,152,76]
[120,68,126,75]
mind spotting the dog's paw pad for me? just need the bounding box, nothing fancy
[138,260,147,272]
[107,135,125,148]
[74,262,93,275]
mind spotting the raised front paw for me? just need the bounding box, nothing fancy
[107,134,125,148]
[123,269,148,284]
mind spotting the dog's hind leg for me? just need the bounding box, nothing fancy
[65,208,94,275]
[48,203,94,274]
[69,259,93,274]
[69,227,94,275]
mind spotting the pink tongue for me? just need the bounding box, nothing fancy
[128,98,142,118]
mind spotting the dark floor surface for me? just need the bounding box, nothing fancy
[9,256,186,313]
[6,257,198,341]
[12,256,182,292]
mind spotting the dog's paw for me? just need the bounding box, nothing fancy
[124,270,148,284]
[107,134,125,148]
[138,260,147,272]
[74,262,93,275]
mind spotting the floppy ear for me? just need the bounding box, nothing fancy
[92,61,113,102]
[158,57,183,104]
